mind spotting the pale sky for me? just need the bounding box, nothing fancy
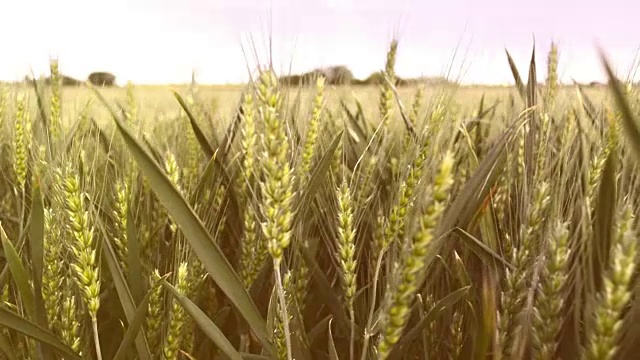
[1,0,638,85]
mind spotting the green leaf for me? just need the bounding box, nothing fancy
[222,94,246,157]
[574,82,600,131]
[63,115,87,155]
[29,183,44,284]
[172,90,215,159]
[453,227,513,270]
[0,307,81,360]
[524,43,538,183]
[29,73,49,133]
[112,282,158,360]
[240,355,271,360]
[600,50,640,158]
[299,245,353,335]
[29,182,54,359]
[126,205,144,305]
[188,146,235,216]
[0,223,34,319]
[93,208,151,360]
[141,133,165,166]
[526,43,538,109]
[162,279,243,360]
[90,86,272,355]
[592,149,618,293]
[383,75,417,139]
[294,131,343,224]
[505,49,526,100]
[0,332,16,360]
[394,286,470,349]
[439,115,525,234]
[354,97,369,132]
[307,315,332,346]
[341,99,367,145]
[418,116,525,295]
[327,319,339,360]
[92,117,116,158]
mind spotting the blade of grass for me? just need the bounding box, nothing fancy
[574,82,599,131]
[354,97,369,133]
[93,206,151,360]
[294,131,343,224]
[28,183,44,284]
[141,134,165,166]
[505,49,526,100]
[189,148,219,203]
[391,286,470,353]
[187,138,240,239]
[440,115,525,233]
[29,72,49,132]
[222,98,244,158]
[525,43,538,183]
[91,118,116,158]
[300,244,353,335]
[453,227,513,270]
[162,279,244,360]
[591,148,618,293]
[112,282,159,360]
[384,75,417,139]
[340,100,367,145]
[240,355,271,360]
[126,206,144,305]
[416,117,524,301]
[63,115,88,154]
[0,333,16,360]
[328,319,339,360]
[29,181,54,359]
[172,90,215,159]
[0,307,81,360]
[90,86,272,355]
[307,315,332,345]
[0,223,34,319]
[600,49,640,158]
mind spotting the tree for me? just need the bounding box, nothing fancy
[88,72,116,86]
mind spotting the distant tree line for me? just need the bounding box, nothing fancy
[10,65,608,88]
[22,71,117,87]
[278,65,451,87]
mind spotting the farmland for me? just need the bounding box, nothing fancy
[0,40,638,360]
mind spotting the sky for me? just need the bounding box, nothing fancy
[0,0,639,85]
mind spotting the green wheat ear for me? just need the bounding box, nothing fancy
[42,207,64,330]
[13,94,29,189]
[533,220,570,360]
[163,262,190,360]
[379,39,398,128]
[299,75,325,184]
[545,42,558,108]
[255,68,297,360]
[256,69,295,265]
[62,169,102,359]
[49,58,62,140]
[336,179,357,309]
[586,204,636,360]
[238,91,266,288]
[376,151,455,360]
[113,180,129,271]
[146,269,164,358]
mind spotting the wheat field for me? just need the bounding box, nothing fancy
[0,41,639,360]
